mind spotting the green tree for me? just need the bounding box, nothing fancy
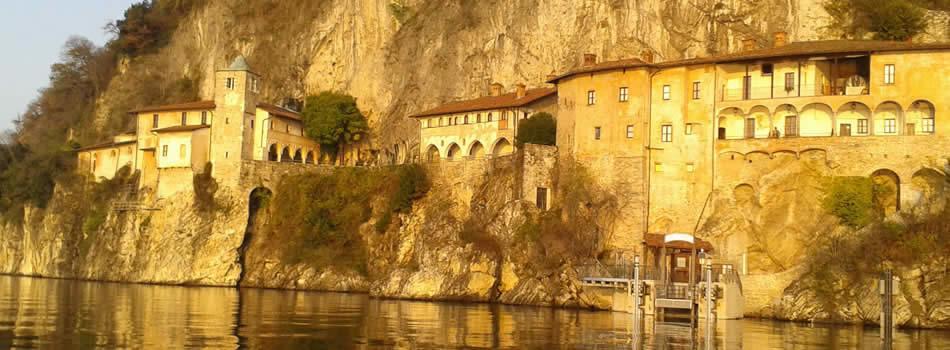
[301,92,369,164]
[515,112,556,147]
[823,0,928,41]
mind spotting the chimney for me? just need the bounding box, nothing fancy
[742,38,756,51]
[515,83,527,99]
[773,31,788,47]
[640,49,655,63]
[489,83,504,97]
[583,53,597,67]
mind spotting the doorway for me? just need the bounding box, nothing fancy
[840,124,851,136]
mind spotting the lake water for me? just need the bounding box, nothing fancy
[1,275,948,349]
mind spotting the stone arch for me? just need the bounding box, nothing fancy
[280,146,292,163]
[242,186,273,281]
[734,183,756,204]
[769,149,795,157]
[491,138,513,156]
[468,141,485,158]
[305,151,315,164]
[906,100,935,135]
[717,107,745,140]
[799,103,834,137]
[871,169,901,216]
[293,149,303,163]
[425,144,440,163]
[835,102,872,136]
[909,168,947,217]
[268,144,279,161]
[873,101,903,135]
[446,143,462,160]
[772,104,798,138]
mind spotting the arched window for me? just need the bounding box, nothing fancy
[488,113,493,122]
[476,114,482,123]
[464,115,469,124]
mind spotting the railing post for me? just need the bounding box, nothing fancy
[632,255,642,341]
[880,270,893,348]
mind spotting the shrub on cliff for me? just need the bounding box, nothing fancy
[301,92,369,164]
[515,112,556,147]
[821,176,874,228]
[263,165,429,272]
[192,162,219,212]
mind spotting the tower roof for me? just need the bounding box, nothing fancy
[222,55,251,71]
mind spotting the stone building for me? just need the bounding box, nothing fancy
[77,56,320,198]
[410,83,557,162]
[546,36,950,268]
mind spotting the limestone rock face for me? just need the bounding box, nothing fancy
[0,188,244,285]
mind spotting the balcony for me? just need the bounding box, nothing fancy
[721,83,869,102]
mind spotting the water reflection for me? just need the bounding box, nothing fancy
[1,275,948,349]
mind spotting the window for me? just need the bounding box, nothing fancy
[181,112,187,125]
[179,144,186,159]
[501,112,508,121]
[761,63,774,75]
[523,112,528,119]
[488,113,493,122]
[686,163,695,173]
[250,77,259,92]
[161,145,168,157]
[685,123,694,135]
[922,118,935,134]
[285,123,289,132]
[662,85,671,100]
[784,72,795,91]
[587,90,596,105]
[250,119,255,129]
[626,125,634,139]
[476,114,482,123]
[594,127,601,140]
[152,114,159,128]
[884,119,897,133]
[884,64,895,84]
[464,115,469,124]
[661,125,672,142]
[201,111,208,125]
[654,162,664,173]
[619,87,629,102]
[536,187,548,210]
[858,119,868,134]
[225,77,235,89]
[692,82,700,100]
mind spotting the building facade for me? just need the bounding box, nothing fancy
[548,35,950,266]
[411,83,557,162]
[77,57,321,198]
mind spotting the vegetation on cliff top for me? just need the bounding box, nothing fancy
[256,165,429,275]
[515,112,556,147]
[823,0,943,40]
[1,1,202,221]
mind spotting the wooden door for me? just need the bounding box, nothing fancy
[840,124,851,136]
[785,116,799,137]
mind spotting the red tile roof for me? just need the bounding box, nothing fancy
[129,100,216,114]
[151,124,210,133]
[409,88,557,118]
[258,102,302,121]
[548,40,950,83]
[76,139,137,152]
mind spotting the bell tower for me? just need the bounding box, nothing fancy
[211,55,260,188]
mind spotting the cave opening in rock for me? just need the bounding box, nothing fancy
[239,187,272,285]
